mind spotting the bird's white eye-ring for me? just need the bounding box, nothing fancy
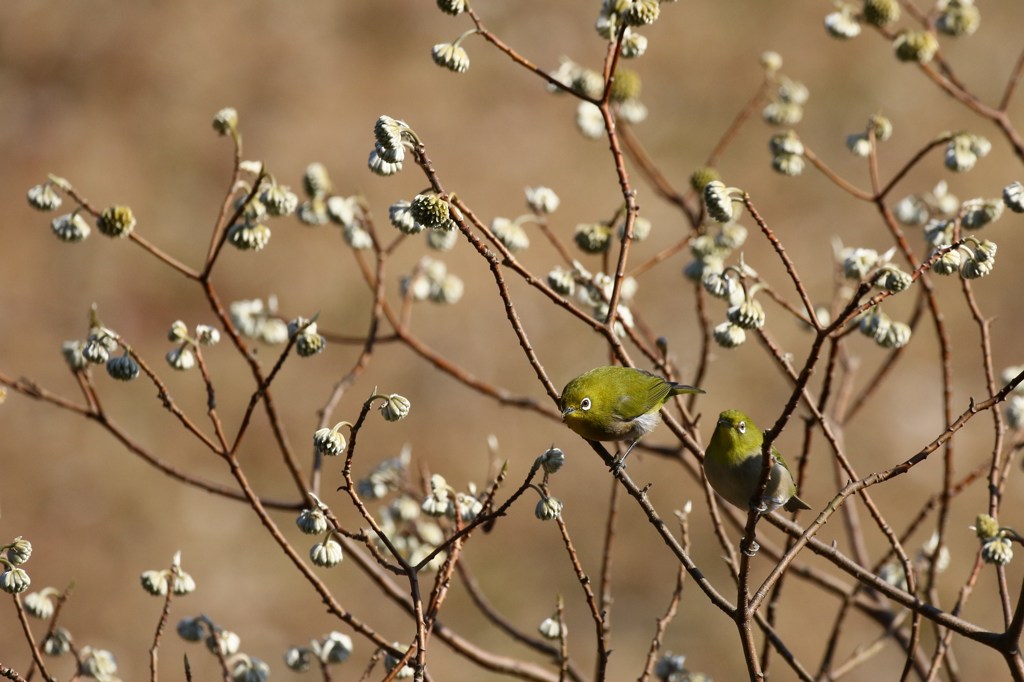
[737,421,746,433]
[581,397,592,411]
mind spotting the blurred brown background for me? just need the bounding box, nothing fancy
[2,1,1024,679]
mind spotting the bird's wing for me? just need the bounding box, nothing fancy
[610,375,671,421]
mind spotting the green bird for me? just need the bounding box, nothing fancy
[559,366,704,461]
[704,409,810,513]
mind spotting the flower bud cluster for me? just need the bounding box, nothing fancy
[769,130,805,176]
[894,181,960,227]
[845,115,893,158]
[368,115,414,177]
[288,316,327,358]
[973,514,1016,566]
[229,296,288,344]
[858,307,913,349]
[29,174,138,245]
[284,631,354,672]
[140,552,196,597]
[761,66,809,127]
[401,257,465,305]
[0,536,33,595]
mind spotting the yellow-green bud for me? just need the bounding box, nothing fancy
[894,31,939,64]
[864,0,900,27]
[690,167,721,193]
[97,205,136,238]
[574,223,612,253]
[610,69,642,102]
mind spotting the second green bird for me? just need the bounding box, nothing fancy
[704,409,810,513]
[560,366,704,461]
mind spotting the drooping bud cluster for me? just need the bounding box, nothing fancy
[229,296,289,344]
[761,57,809,127]
[401,257,465,305]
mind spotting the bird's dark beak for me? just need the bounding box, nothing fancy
[717,416,731,428]
[561,407,575,420]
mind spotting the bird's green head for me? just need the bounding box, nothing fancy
[561,368,614,438]
[711,409,764,452]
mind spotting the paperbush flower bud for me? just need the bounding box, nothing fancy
[690,167,721,193]
[296,507,329,535]
[936,1,981,37]
[384,643,414,678]
[574,223,612,253]
[713,321,747,348]
[27,183,62,211]
[7,537,32,565]
[285,647,312,672]
[859,308,891,343]
[260,183,298,217]
[51,213,91,242]
[771,153,805,176]
[227,222,271,251]
[195,325,220,346]
[715,223,748,251]
[539,446,566,474]
[625,0,660,26]
[436,0,467,15]
[842,247,880,279]
[655,652,689,679]
[289,318,326,357]
[538,616,564,639]
[176,617,205,642]
[864,0,900,26]
[703,181,737,223]
[895,195,930,225]
[310,539,343,568]
[368,146,403,176]
[166,346,196,371]
[318,631,353,664]
[576,102,606,139]
[880,321,912,349]
[874,264,913,293]
[380,394,411,422]
[727,299,766,330]
[313,427,346,457]
[432,42,470,73]
[231,655,270,682]
[961,198,1004,229]
[44,627,72,656]
[894,30,939,64]
[620,215,652,241]
[702,272,738,301]
[492,217,530,252]
[96,205,136,238]
[762,100,803,126]
[106,353,140,381]
[620,31,648,58]
[24,590,56,619]
[213,108,238,135]
[1003,181,1024,213]
[79,647,118,680]
[548,267,575,296]
[824,5,861,39]
[410,194,450,229]
[525,186,560,214]
[0,567,31,594]
[535,496,564,521]
[141,570,169,596]
[1005,395,1024,430]
[760,51,783,73]
[982,537,1013,565]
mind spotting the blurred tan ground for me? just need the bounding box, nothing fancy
[2,1,1024,680]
